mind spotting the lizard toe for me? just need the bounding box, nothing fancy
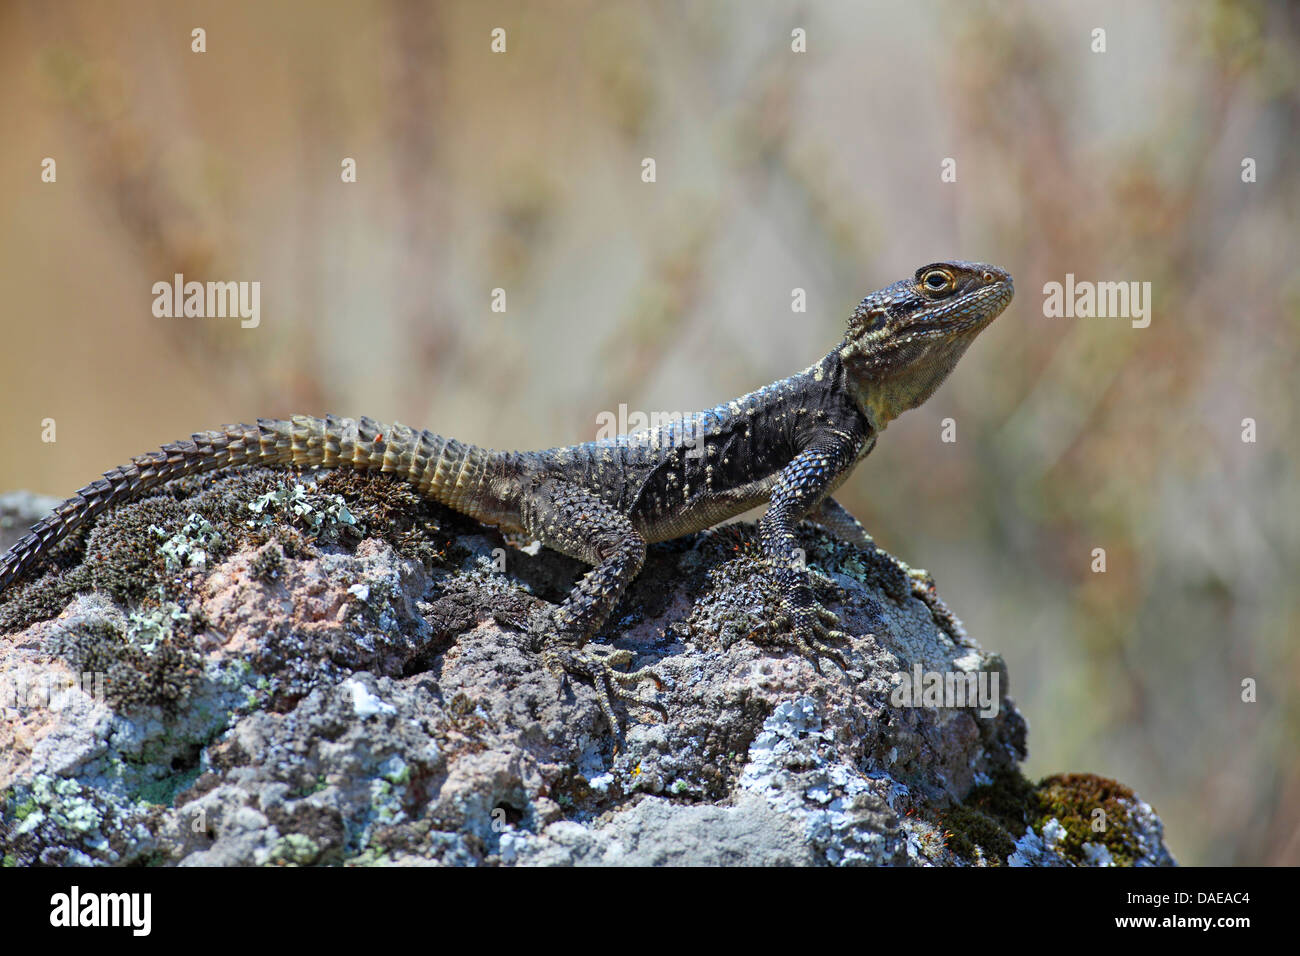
[541,643,663,736]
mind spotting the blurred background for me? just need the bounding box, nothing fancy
[0,0,1296,865]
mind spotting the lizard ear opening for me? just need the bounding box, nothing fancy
[853,306,888,333]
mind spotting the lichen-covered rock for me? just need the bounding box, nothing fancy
[0,470,1174,866]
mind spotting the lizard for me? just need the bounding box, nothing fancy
[0,260,1013,733]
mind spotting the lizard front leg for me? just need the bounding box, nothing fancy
[810,495,968,643]
[518,480,661,734]
[757,432,866,666]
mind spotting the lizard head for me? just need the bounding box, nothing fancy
[838,260,1013,429]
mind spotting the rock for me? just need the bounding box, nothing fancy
[0,468,1175,866]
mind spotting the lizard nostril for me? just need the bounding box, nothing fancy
[981,271,995,283]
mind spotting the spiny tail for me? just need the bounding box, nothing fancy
[0,414,495,593]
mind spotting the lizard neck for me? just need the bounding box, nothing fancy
[792,348,886,434]
[829,332,976,433]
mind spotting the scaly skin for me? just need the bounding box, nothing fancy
[0,261,1014,733]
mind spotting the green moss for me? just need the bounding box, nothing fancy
[249,542,285,582]
[967,768,1041,823]
[0,564,92,632]
[311,469,472,570]
[134,766,202,807]
[930,770,1157,866]
[84,497,192,602]
[924,769,1037,863]
[934,803,1016,862]
[53,616,202,713]
[1032,772,1143,866]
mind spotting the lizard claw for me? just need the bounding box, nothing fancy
[541,643,665,737]
[893,559,969,643]
[793,615,852,672]
[806,566,840,590]
[755,561,855,671]
[814,604,840,626]
[750,602,853,673]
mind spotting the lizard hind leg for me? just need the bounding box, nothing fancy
[809,495,875,550]
[519,480,664,735]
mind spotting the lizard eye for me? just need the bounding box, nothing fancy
[921,270,951,292]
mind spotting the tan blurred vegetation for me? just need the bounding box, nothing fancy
[1,0,1297,864]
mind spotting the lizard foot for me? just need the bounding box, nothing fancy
[750,603,853,673]
[871,556,969,644]
[899,564,969,643]
[851,548,969,643]
[540,643,665,738]
[753,562,854,671]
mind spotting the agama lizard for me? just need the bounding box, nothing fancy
[0,260,1013,732]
